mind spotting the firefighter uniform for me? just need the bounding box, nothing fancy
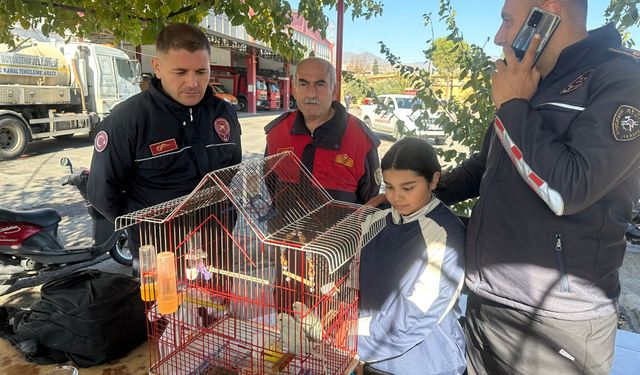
[437,24,640,374]
[264,101,381,204]
[88,77,242,264]
[265,101,381,313]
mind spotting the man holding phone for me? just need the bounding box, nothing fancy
[437,1,640,374]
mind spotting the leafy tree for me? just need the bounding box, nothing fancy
[0,0,383,61]
[606,0,640,45]
[430,37,469,99]
[372,58,380,74]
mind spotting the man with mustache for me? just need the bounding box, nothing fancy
[265,57,381,204]
[88,24,242,274]
[264,57,381,314]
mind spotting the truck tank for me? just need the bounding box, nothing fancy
[0,41,71,86]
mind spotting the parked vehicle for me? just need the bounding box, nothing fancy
[265,78,281,109]
[0,39,141,160]
[210,82,239,110]
[356,94,446,145]
[210,66,288,111]
[0,157,132,272]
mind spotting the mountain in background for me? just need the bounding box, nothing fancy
[342,51,432,72]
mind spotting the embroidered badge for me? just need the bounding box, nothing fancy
[374,167,382,187]
[612,105,640,141]
[214,118,231,142]
[334,153,354,168]
[276,147,294,154]
[149,138,178,156]
[560,70,593,95]
[94,131,108,153]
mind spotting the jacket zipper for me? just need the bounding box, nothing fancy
[554,233,570,292]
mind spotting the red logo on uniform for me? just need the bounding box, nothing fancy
[214,118,231,142]
[334,153,354,168]
[94,131,108,153]
[149,139,178,156]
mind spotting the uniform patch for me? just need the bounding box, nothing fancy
[94,131,108,153]
[277,147,294,154]
[374,167,382,187]
[560,70,593,95]
[214,118,231,142]
[612,105,640,141]
[334,153,354,168]
[149,138,178,156]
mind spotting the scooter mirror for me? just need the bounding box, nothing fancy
[60,157,73,174]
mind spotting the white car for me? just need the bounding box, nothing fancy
[357,94,446,145]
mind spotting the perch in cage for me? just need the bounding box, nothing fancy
[116,151,385,375]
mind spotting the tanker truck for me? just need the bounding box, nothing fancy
[0,39,141,160]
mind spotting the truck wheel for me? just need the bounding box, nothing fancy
[289,97,297,110]
[0,117,29,161]
[237,97,248,112]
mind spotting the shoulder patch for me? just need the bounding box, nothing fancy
[214,118,231,142]
[612,105,640,141]
[608,47,640,62]
[94,131,108,153]
[264,111,295,134]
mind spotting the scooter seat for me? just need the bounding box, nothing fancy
[0,207,62,228]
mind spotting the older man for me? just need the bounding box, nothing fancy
[265,57,380,204]
[264,57,381,313]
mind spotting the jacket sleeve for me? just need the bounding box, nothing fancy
[356,145,381,204]
[87,116,135,223]
[436,126,492,205]
[494,66,640,216]
[357,218,465,363]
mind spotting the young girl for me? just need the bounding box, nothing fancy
[357,137,466,375]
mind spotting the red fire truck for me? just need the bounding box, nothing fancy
[210,66,283,111]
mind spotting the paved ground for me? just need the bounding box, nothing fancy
[0,110,638,332]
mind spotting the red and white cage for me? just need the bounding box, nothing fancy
[115,152,385,375]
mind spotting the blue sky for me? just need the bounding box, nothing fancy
[323,0,640,61]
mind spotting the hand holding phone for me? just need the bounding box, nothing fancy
[511,7,561,65]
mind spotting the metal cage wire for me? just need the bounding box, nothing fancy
[116,152,386,375]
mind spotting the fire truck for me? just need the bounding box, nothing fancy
[210,66,281,111]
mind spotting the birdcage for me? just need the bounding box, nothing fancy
[116,152,385,375]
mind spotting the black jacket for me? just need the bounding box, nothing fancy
[438,24,640,319]
[88,77,242,222]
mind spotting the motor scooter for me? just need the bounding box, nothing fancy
[625,200,640,245]
[0,157,133,271]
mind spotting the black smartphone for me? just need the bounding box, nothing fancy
[511,7,561,64]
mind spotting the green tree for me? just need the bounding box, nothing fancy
[372,58,380,74]
[0,0,383,61]
[430,37,469,98]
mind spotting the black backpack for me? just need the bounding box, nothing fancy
[9,269,147,367]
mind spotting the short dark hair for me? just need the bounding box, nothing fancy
[381,137,441,183]
[156,23,211,55]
